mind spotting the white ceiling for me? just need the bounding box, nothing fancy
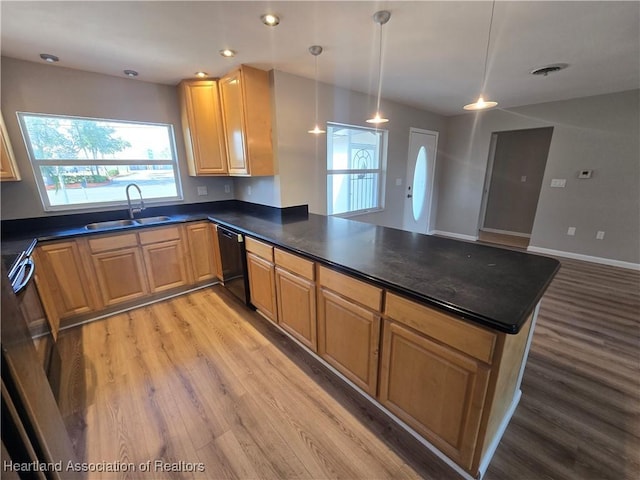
[1,1,638,116]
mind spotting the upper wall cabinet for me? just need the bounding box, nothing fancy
[0,112,21,181]
[220,65,274,176]
[178,79,228,176]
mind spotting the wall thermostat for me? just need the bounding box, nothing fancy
[578,169,593,179]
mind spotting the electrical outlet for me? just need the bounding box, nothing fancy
[521,175,527,182]
[197,186,207,196]
[596,231,605,240]
[567,227,576,236]
[551,179,567,188]
[247,186,252,196]
[224,184,231,194]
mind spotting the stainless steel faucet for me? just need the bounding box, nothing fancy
[125,183,145,219]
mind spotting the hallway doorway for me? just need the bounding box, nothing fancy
[478,127,553,248]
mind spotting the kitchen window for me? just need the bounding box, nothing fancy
[18,113,182,211]
[327,123,387,216]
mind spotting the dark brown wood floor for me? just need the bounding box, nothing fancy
[57,257,640,480]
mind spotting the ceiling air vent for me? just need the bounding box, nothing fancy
[530,63,569,76]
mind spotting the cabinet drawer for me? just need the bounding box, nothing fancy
[274,248,314,280]
[88,232,138,253]
[385,293,497,364]
[318,265,383,312]
[138,225,181,245]
[246,237,273,261]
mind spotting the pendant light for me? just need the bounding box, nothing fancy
[464,1,498,111]
[366,10,391,124]
[308,45,325,134]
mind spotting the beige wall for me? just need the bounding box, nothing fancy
[235,70,448,230]
[0,57,234,220]
[438,90,640,265]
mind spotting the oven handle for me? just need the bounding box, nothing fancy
[11,257,35,295]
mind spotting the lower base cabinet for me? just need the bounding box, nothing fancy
[246,238,277,321]
[137,226,189,283]
[316,266,382,396]
[91,246,148,306]
[274,248,317,351]
[378,320,490,470]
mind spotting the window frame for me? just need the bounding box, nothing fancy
[17,112,183,212]
[326,122,387,217]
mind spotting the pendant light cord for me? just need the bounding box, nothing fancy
[375,21,384,113]
[314,55,319,125]
[481,0,496,89]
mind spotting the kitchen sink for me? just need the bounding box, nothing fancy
[85,216,173,230]
[134,216,172,225]
[85,219,136,230]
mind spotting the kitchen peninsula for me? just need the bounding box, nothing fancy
[1,202,559,478]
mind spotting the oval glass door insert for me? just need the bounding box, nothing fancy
[412,146,427,220]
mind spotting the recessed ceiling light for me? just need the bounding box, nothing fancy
[260,13,280,26]
[123,69,138,77]
[39,53,59,63]
[219,49,236,58]
[195,71,208,78]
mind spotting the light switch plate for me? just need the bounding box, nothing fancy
[197,186,207,196]
[521,176,527,182]
[395,178,402,186]
[567,227,576,236]
[551,179,567,188]
[596,231,605,240]
[224,184,231,193]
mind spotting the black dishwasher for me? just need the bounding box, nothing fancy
[216,225,251,305]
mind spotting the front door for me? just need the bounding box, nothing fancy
[402,128,438,234]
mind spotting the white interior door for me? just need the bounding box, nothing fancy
[402,128,438,234]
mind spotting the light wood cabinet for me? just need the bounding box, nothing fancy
[139,226,190,294]
[0,112,20,181]
[317,266,382,396]
[88,232,148,307]
[379,319,490,470]
[246,237,277,321]
[219,65,274,176]
[178,80,228,175]
[274,249,316,351]
[34,240,96,334]
[185,221,216,283]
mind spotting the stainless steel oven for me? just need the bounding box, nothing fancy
[216,225,251,305]
[6,242,61,401]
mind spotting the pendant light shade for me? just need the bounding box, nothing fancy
[307,45,325,135]
[464,1,498,111]
[367,10,391,124]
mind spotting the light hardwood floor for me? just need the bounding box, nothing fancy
[57,257,640,480]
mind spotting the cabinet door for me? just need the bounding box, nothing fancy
[142,240,190,293]
[178,80,228,175]
[275,267,316,351]
[220,69,248,175]
[185,222,215,283]
[317,288,380,395]
[0,113,20,181]
[379,320,490,470]
[246,252,276,321]
[92,247,148,306]
[35,241,95,326]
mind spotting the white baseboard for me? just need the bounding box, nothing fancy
[480,228,531,238]
[431,230,478,242]
[527,246,640,271]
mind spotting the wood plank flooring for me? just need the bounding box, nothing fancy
[57,257,640,480]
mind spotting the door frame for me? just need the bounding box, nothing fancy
[403,128,439,234]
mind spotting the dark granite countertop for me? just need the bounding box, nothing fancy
[209,212,559,334]
[1,201,559,334]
